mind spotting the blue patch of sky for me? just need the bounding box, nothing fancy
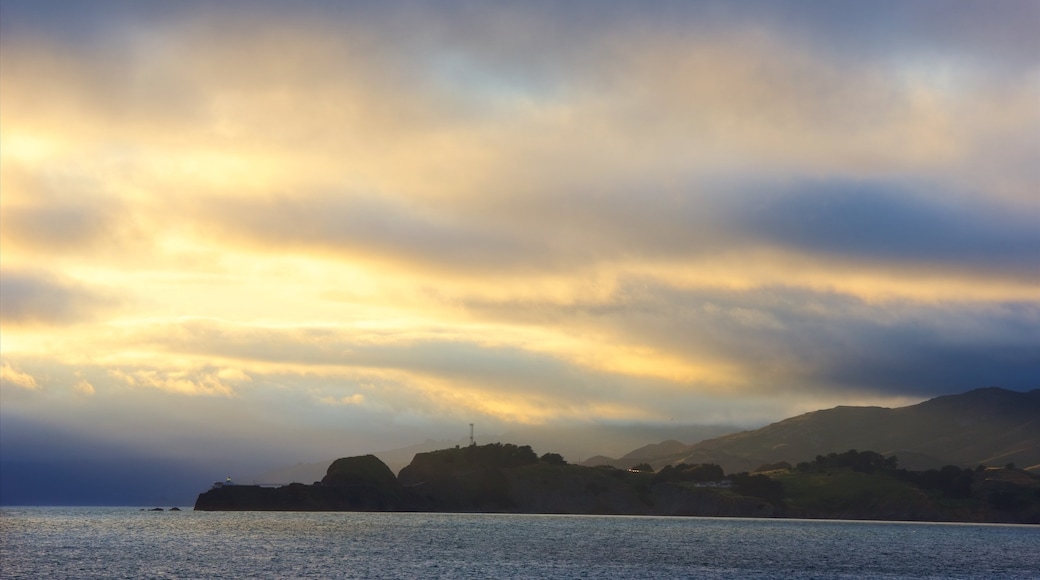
[424,50,563,113]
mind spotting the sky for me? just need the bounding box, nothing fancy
[1,0,1038,502]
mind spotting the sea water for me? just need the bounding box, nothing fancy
[1,508,1038,579]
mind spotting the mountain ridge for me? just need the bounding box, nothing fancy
[583,387,1040,473]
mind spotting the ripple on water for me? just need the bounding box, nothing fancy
[2,509,1039,579]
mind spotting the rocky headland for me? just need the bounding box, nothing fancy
[194,443,1040,523]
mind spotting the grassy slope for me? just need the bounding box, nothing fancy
[635,388,1040,474]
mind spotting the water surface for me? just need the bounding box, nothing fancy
[2,508,1038,579]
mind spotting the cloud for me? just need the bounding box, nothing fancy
[108,367,246,397]
[1,361,40,390]
[72,377,96,396]
[740,180,1040,274]
[0,162,152,262]
[457,279,1040,399]
[1,195,115,252]
[111,319,686,422]
[207,192,550,274]
[0,270,118,326]
[769,0,1040,69]
[815,340,1039,397]
[0,0,1037,492]
[318,393,365,406]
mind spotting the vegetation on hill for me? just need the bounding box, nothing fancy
[776,450,1040,522]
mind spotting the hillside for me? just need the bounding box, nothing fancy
[584,388,1040,474]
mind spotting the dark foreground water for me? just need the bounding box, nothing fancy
[1,508,1038,579]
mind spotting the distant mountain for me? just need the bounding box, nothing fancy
[583,388,1040,474]
[584,440,693,469]
[494,424,740,464]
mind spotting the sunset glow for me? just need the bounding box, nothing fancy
[2,1,1037,470]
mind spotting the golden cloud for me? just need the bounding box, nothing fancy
[107,367,247,398]
[1,361,40,390]
[1,6,1036,428]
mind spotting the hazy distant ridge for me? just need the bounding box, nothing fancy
[584,388,1040,473]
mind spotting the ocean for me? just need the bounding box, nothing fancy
[1,508,1038,579]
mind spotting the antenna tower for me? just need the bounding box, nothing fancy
[469,423,475,446]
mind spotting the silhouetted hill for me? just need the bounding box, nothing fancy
[196,443,776,517]
[586,388,1040,474]
[194,443,1040,523]
[245,424,740,486]
[322,455,398,487]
